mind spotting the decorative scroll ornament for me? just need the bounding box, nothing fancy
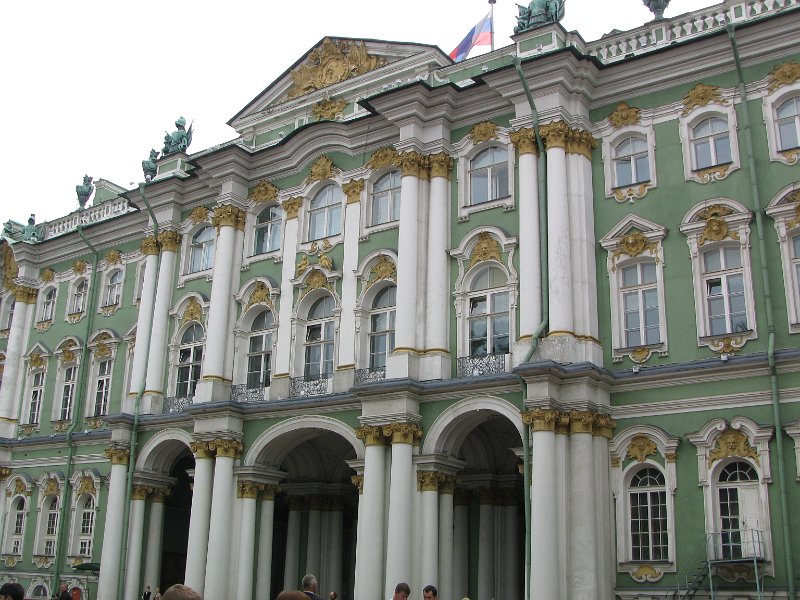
[717,563,757,583]
[609,102,641,128]
[249,180,280,204]
[469,121,499,144]
[312,98,348,121]
[43,477,60,496]
[468,232,502,268]
[630,346,652,364]
[105,249,122,265]
[613,183,650,203]
[367,147,400,170]
[682,83,726,115]
[246,282,274,311]
[342,179,364,204]
[695,163,730,184]
[510,128,538,156]
[77,475,96,496]
[355,425,386,446]
[698,204,738,246]
[365,255,396,290]
[708,429,759,466]
[190,206,209,224]
[282,197,303,220]
[295,255,310,278]
[59,339,78,364]
[627,434,658,462]
[29,351,46,370]
[306,156,338,183]
[300,269,332,298]
[785,190,800,229]
[611,231,658,271]
[768,61,800,93]
[709,335,746,354]
[382,422,422,444]
[630,564,663,583]
[780,148,800,165]
[286,38,385,100]
[73,260,87,275]
[182,297,203,324]
[41,268,55,283]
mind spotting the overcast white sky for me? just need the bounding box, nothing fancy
[0,0,715,226]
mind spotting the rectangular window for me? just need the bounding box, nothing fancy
[621,262,660,347]
[12,539,21,555]
[94,360,112,416]
[79,540,92,556]
[630,490,668,561]
[29,371,44,424]
[61,366,77,420]
[81,510,95,536]
[703,247,747,336]
[14,513,24,535]
[45,539,55,556]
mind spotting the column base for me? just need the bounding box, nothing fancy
[141,393,164,415]
[418,353,451,381]
[534,334,603,366]
[386,351,420,380]
[334,367,355,393]
[194,378,233,404]
[268,376,290,401]
[0,420,17,439]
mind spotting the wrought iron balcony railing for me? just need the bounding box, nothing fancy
[289,373,331,398]
[456,353,508,378]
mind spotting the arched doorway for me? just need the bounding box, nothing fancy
[159,453,193,588]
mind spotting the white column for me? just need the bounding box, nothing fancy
[224,227,245,382]
[128,240,159,397]
[384,424,416,597]
[567,411,598,600]
[594,418,615,600]
[477,490,495,600]
[500,490,520,600]
[338,181,362,373]
[556,420,569,597]
[326,498,344,598]
[236,481,260,600]
[351,475,364,600]
[143,489,167,593]
[543,123,573,334]
[283,497,302,589]
[185,444,214,593]
[514,135,541,342]
[98,452,130,600]
[419,472,440,592]
[255,486,277,600]
[452,493,469,600]
[306,496,323,576]
[354,428,387,600]
[0,292,32,422]
[274,200,301,390]
[528,412,559,600]
[123,486,148,600]
[204,440,240,598]
[438,477,455,600]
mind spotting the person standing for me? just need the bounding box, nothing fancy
[143,585,152,600]
[422,585,438,600]
[57,584,70,600]
[0,582,25,600]
[301,573,337,600]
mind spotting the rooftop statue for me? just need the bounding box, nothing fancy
[21,214,43,243]
[76,175,94,209]
[515,0,565,34]
[643,0,671,19]
[142,149,159,182]
[162,116,193,156]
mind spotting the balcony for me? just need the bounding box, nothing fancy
[163,396,194,414]
[457,353,508,378]
[230,384,267,403]
[289,373,331,398]
[355,367,386,385]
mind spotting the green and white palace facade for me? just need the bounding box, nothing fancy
[2,1,800,598]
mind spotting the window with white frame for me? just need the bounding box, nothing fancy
[691,117,732,170]
[620,260,661,347]
[716,461,761,560]
[371,170,401,226]
[254,206,282,254]
[40,288,56,322]
[93,359,112,416]
[188,226,215,273]
[59,365,77,421]
[307,185,343,241]
[628,466,669,561]
[246,309,274,389]
[70,280,88,315]
[467,265,509,357]
[9,496,27,554]
[304,295,335,378]
[469,146,509,205]
[4,298,15,329]
[766,187,800,331]
[78,495,95,557]
[369,285,396,369]
[103,270,123,307]
[176,323,204,397]
[28,370,45,424]
[776,96,800,151]
[614,136,650,187]
[702,245,748,336]
[31,585,49,599]
[43,496,59,555]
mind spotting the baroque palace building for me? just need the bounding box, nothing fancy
[2,1,800,599]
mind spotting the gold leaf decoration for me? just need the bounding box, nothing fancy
[246,282,274,311]
[368,147,400,170]
[295,255,310,278]
[608,102,641,128]
[785,191,800,229]
[59,339,77,364]
[95,343,111,358]
[73,260,87,275]
[613,183,651,203]
[249,180,280,203]
[29,351,45,370]
[182,297,203,324]
[41,268,55,283]
[429,152,455,179]
[695,163,731,184]
[709,335,746,354]
[343,179,364,204]
[44,477,59,496]
[626,434,658,462]
[312,98,348,121]
[611,231,658,271]
[365,255,397,290]
[682,83,726,115]
[307,156,338,183]
[105,249,122,265]
[318,254,334,271]
[301,269,332,299]
[468,232,502,268]
[708,429,759,466]
[780,148,800,165]
[509,128,538,156]
[14,478,27,495]
[630,346,652,364]
[77,475,96,496]
[470,121,499,144]
[286,38,385,100]
[282,197,303,220]
[630,564,663,583]
[190,206,209,224]
[698,205,738,246]
[768,61,800,93]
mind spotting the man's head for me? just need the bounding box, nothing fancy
[146,587,151,592]
[301,573,318,592]
[393,582,411,600]
[423,584,438,600]
[0,582,25,600]
[59,584,67,592]
[161,584,202,600]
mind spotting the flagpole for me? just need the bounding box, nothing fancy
[489,0,496,51]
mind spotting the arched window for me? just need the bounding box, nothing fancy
[9,496,26,554]
[247,309,275,389]
[467,265,509,357]
[620,260,660,347]
[44,496,59,555]
[41,288,56,322]
[188,226,215,273]
[304,295,335,378]
[254,206,282,254]
[702,245,747,336]
[70,280,88,314]
[31,584,49,599]
[717,461,760,559]
[176,323,204,397]
[469,147,509,205]
[78,495,95,556]
[371,171,401,225]
[369,286,396,370]
[628,466,668,561]
[104,270,123,307]
[691,117,731,169]
[614,136,650,187]
[308,185,343,241]
[776,96,800,151]
[93,359,112,416]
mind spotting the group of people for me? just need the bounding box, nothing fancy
[274,577,438,600]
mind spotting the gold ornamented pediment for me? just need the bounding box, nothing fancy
[768,61,800,93]
[698,205,739,246]
[77,475,96,496]
[249,180,280,203]
[59,339,77,364]
[682,83,726,115]
[246,282,274,311]
[470,121,499,144]
[785,191,800,229]
[365,255,397,290]
[312,98,348,121]
[300,269,333,299]
[367,147,400,170]
[609,102,640,128]
[95,342,111,358]
[44,476,59,496]
[306,156,338,183]
[287,38,386,100]
[182,297,203,324]
[468,232,502,268]
[708,429,759,466]
[29,351,46,370]
[611,231,658,271]
[627,434,658,462]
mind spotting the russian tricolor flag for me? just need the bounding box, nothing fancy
[449,11,493,63]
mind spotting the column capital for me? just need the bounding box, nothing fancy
[555,411,571,435]
[351,474,364,494]
[157,230,182,253]
[131,485,153,501]
[211,204,247,232]
[282,197,303,219]
[189,440,214,459]
[439,474,457,495]
[150,487,171,503]
[540,120,570,150]
[566,128,597,160]
[569,409,597,434]
[522,408,561,432]
[208,438,244,459]
[355,425,386,446]
[510,127,540,156]
[104,446,130,465]
[429,152,455,179]
[476,487,496,505]
[13,285,38,304]
[307,495,325,511]
[260,483,279,501]
[343,179,364,204]
[594,414,617,439]
[140,235,160,256]
[382,422,422,445]
[237,480,264,499]
[399,151,429,179]
[417,471,442,492]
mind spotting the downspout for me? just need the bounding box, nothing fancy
[53,217,101,588]
[726,23,795,597]
[514,56,549,600]
[116,182,160,600]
